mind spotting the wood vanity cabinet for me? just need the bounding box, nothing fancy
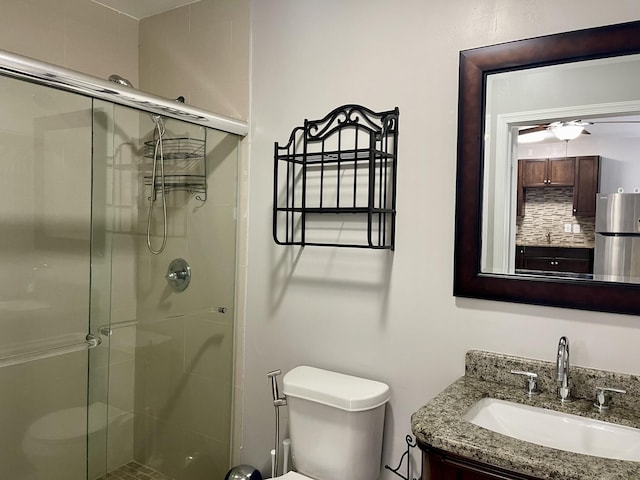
[522,157,574,187]
[422,447,541,480]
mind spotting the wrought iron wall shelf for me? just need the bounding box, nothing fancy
[144,136,207,201]
[273,104,399,249]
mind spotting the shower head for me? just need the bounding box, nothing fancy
[109,74,163,128]
[108,75,165,136]
[108,74,134,88]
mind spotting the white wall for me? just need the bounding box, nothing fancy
[244,1,640,478]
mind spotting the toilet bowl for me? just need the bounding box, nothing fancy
[22,402,131,479]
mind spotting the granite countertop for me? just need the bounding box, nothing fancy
[517,243,594,249]
[411,350,640,480]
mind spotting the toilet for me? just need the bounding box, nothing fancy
[277,366,391,480]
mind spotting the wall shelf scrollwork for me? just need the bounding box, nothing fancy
[273,104,399,249]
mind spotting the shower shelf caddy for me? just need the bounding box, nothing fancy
[273,104,399,249]
[143,136,207,201]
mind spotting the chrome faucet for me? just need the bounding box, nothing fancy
[556,336,572,403]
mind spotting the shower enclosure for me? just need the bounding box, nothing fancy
[0,50,247,480]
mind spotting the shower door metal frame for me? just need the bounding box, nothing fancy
[0,48,248,137]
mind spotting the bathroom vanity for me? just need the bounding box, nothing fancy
[412,351,640,480]
[421,447,538,480]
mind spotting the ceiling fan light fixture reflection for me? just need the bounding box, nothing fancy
[551,124,584,141]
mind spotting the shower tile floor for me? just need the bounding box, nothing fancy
[103,461,173,480]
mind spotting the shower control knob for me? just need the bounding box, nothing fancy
[166,258,192,292]
[167,270,187,281]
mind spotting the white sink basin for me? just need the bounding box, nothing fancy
[463,397,640,461]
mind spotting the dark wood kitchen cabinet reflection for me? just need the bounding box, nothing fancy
[572,156,600,216]
[515,246,594,274]
[516,156,600,217]
[522,157,574,187]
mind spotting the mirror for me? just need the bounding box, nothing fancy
[454,20,640,315]
[483,56,640,278]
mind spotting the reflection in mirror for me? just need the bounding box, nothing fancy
[454,20,640,314]
[482,54,640,281]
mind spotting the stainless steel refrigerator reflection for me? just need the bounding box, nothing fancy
[594,193,640,283]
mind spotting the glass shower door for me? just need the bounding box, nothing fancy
[93,102,239,480]
[130,119,238,480]
[0,75,109,479]
[0,69,240,480]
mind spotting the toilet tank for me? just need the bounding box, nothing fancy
[282,366,390,480]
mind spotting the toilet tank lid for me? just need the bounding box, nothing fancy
[283,366,390,412]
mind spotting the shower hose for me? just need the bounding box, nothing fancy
[147,115,168,255]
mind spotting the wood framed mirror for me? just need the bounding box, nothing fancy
[454,20,640,315]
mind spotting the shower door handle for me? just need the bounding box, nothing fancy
[0,333,102,369]
[85,334,102,348]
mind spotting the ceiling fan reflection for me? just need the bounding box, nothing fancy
[519,118,640,140]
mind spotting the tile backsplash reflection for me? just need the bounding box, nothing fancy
[516,187,595,247]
